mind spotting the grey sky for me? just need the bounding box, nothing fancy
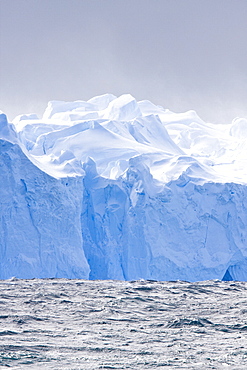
[1,0,247,123]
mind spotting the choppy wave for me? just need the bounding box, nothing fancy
[0,279,247,369]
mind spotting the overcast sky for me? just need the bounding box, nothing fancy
[1,0,247,123]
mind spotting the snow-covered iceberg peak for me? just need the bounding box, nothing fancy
[1,94,247,281]
[5,93,247,185]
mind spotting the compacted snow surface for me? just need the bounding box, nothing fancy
[0,278,247,369]
[1,94,247,281]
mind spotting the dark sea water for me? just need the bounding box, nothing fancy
[0,278,247,369]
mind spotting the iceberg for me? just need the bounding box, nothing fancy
[1,94,247,281]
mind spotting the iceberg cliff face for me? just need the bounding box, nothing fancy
[1,95,247,281]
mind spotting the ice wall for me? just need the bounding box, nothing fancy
[81,162,247,281]
[0,124,89,278]
[1,95,247,281]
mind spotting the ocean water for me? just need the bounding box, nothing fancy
[0,278,246,369]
